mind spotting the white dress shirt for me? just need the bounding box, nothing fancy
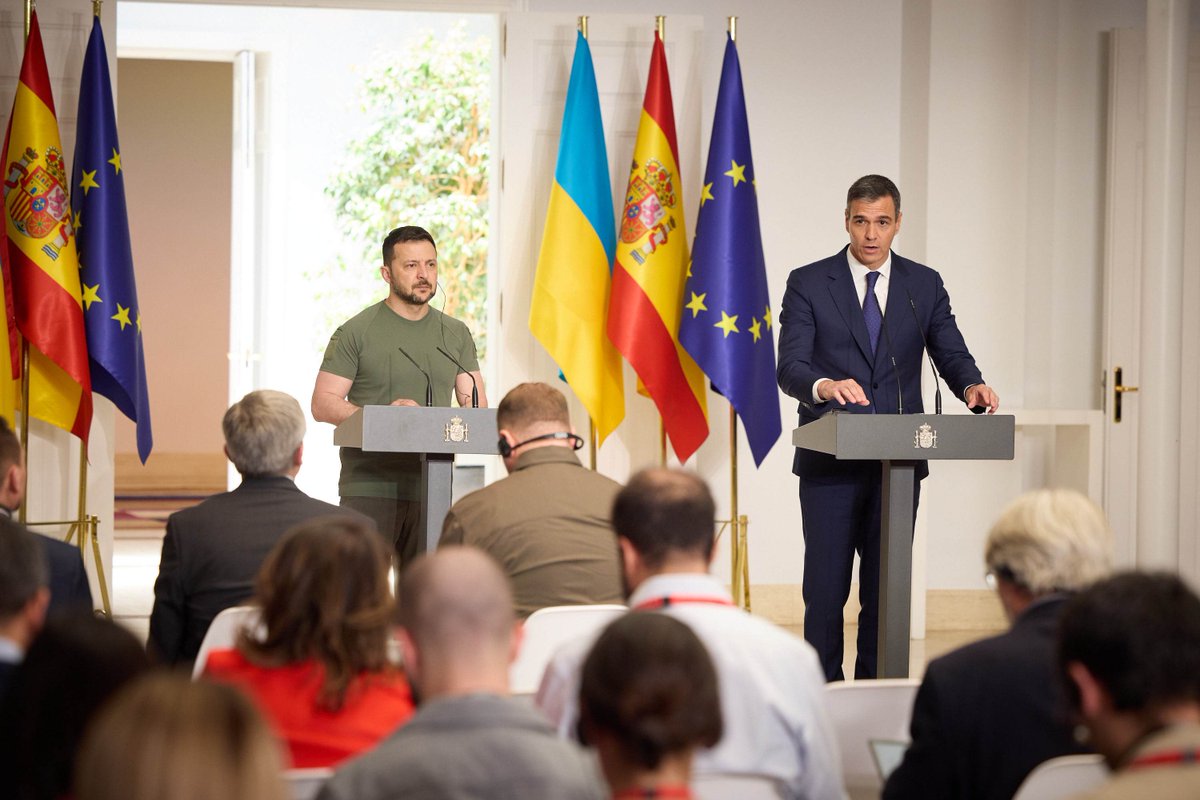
[535,573,847,800]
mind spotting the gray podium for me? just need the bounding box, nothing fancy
[793,412,1015,678]
[334,406,499,553]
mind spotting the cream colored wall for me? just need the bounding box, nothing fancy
[114,58,232,473]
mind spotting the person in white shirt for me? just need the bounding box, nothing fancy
[536,467,847,800]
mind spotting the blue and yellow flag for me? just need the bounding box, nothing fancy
[679,35,779,466]
[530,31,624,443]
[71,16,153,462]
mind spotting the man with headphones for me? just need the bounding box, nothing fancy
[439,383,623,618]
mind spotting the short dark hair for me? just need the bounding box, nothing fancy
[847,174,901,215]
[0,517,46,617]
[382,226,437,265]
[612,468,715,568]
[579,612,722,769]
[496,382,570,432]
[1058,571,1200,712]
[0,416,22,475]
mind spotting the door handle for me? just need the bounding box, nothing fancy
[1113,366,1138,423]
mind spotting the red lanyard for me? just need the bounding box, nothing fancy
[632,595,734,611]
[1128,748,1200,770]
[612,786,693,799]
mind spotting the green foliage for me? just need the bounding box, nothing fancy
[314,25,491,356]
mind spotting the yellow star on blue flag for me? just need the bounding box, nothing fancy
[679,35,780,466]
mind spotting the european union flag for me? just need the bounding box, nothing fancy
[72,16,152,462]
[679,35,780,466]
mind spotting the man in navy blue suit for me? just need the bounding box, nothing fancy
[777,175,999,680]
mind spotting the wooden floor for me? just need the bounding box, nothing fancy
[112,500,1001,679]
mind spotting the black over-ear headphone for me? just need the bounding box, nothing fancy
[497,431,585,457]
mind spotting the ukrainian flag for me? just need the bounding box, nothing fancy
[530,30,625,443]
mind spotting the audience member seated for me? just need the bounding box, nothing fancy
[75,673,287,800]
[1058,571,1200,799]
[317,547,606,800]
[440,382,623,617]
[0,521,49,700]
[884,488,1113,800]
[0,614,152,800]
[579,612,723,799]
[149,389,369,667]
[0,417,92,615]
[537,468,845,800]
[203,516,414,767]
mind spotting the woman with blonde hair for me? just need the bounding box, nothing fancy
[203,516,413,767]
[75,673,286,800]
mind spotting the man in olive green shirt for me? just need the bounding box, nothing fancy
[312,225,487,566]
[439,383,623,617]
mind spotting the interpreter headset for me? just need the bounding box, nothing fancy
[497,431,585,458]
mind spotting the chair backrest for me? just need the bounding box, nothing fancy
[191,605,261,678]
[283,767,334,800]
[508,604,626,694]
[1011,755,1107,800]
[692,773,787,800]
[824,678,920,794]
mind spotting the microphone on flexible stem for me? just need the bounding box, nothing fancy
[397,346,433,407]
[904,289,944,415]
[436,347,478,408]
[878,312,904,415]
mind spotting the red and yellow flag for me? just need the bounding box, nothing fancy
[2,11,93,442]
[606,29,707,462]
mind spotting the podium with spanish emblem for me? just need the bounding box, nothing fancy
[334,406,500,553]
[793,412,1015,678]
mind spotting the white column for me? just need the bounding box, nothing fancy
[1137,0,1188,568]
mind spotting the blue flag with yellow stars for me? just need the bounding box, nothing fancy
[679,34,780,466]
[72,15,153,462]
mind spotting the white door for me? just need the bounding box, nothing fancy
[498,12,704,480]
[1102,29,1200,580]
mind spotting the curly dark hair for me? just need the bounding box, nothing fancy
[239,516,396,711]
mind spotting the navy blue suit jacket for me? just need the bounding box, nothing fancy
[777,247,984,480]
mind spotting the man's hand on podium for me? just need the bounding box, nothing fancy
[966,384,1000,414]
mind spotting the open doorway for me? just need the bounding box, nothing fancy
[115,3,499,503]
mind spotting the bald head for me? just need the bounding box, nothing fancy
[614,468,715,569]
[403,551,516,671]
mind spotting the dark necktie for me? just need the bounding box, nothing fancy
[863,271,882,355]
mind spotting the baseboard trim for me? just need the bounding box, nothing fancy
[116,452,226,496]
[749,584,1005,632]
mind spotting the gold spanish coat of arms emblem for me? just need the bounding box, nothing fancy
[4,145,74,261]
[444,416,468,443]
[620,158,678,265]
[914,422,938,449]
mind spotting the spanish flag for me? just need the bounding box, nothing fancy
[530,30,624,444]
[607,28,707,462]
[3,11,93,442]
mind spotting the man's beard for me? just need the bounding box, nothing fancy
[395,283,435,306]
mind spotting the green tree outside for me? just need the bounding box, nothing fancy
[314,24,491,358]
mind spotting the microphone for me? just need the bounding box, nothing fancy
[878,311,904,415]
[904,289,944,415]
[436,347,478,408]
[397,346,433,407]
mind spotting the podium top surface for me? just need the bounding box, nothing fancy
[334,406,500,455]
[792,412,1014,461]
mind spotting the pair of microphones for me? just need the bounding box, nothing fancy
[876,288,945,416]
[396,345,478,408]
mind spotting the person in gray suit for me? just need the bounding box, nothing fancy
[148,390,368,666]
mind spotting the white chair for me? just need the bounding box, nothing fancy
[283,767,334,800]
[692,773,787,800]
[824,678,920,799]
[1012,754,1107,800]
[508,604,626,694]
[191,605,261,678]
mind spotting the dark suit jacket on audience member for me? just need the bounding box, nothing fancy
[0,515,93,616]
[883,596,1085,800]
[147,476,362,666]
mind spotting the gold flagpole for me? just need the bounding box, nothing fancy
[579,14,588,39]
